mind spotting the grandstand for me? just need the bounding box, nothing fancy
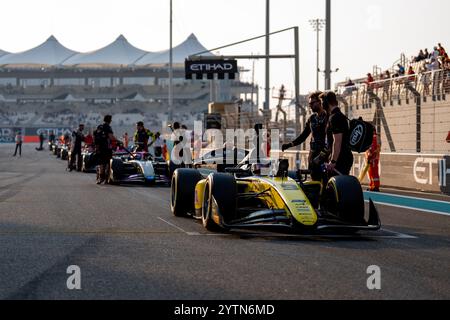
[0,34,257,137]
[334,49,450,154]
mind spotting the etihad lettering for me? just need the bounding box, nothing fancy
[190,63,234,72]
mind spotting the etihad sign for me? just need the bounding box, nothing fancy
[185,59,238,80]
[189,63,235,72]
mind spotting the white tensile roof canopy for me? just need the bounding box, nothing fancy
[0,36,78,66]
[62,35,149,66]
[0,33,214,68]
[134,33,214,66]
[0,49,9,58]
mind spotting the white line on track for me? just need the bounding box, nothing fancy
[378,228,418,239]
[365,200,450,217]
[155,216,417,239]
[157,217,189,234]
[366,192,450,205]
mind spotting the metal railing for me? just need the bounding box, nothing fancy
[337,69,449,107]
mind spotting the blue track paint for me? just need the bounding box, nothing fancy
[364,192,450,216]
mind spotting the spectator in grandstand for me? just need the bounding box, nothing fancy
[397,64,406,76]
[427,58,440,71]
[438,43,447,57]
[407,66,416,83]
[420,66,431,96]
[432,46,440,60]
[13,131,23,157]
[365,73,375,93]
[380,71,391,101]
[343,78,356,96]
[424,48,430,59]
[94,115,117,185]
[415,49,426,62]
[133,121,153,152]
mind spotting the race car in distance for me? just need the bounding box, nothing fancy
[81,145,97,173]
[170,148,381,234]
[52,141,62,158]
[60,144,69,161]
[108,150,170,185]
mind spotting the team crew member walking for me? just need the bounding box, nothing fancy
[366,130,381,192]
[282,91,328,181]
[320,91,354,176]
[94,115,117,184]
[69,124,85,172]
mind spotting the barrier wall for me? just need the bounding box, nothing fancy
[275,151,450,195]
[0,127,72,143]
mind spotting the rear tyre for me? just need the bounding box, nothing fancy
[202,173,236,231]
[325,175,365,224]
[170,169,203,217]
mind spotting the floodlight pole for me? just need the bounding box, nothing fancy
[309,19,325,91]
[168,0,174,121]
[265,0,270,113]
[325,0,331,90]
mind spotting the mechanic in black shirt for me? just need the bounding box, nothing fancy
[320,91,353,176]
[94,115,117,184]
[69,124,85,172]
[282,91,328,181]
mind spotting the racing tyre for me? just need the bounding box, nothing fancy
[325,175,365,224]
[170,169,203,217]
[108,159,124,185]
[202,173,236,231]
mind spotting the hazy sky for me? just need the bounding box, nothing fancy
[0,0,449,103]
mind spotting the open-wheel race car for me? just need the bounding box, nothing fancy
[170,146,381,234]
[107,150,170,186]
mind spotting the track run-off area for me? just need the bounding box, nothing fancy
[0,144,449,299]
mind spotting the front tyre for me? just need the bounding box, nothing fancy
[202,173,236,231]
[325,175,365,224]
[170,169,203,217]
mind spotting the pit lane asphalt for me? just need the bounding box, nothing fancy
[0,144,449,300]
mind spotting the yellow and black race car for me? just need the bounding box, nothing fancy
[170,150,381,234]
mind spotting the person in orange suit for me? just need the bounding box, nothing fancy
[366,130,381,192]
